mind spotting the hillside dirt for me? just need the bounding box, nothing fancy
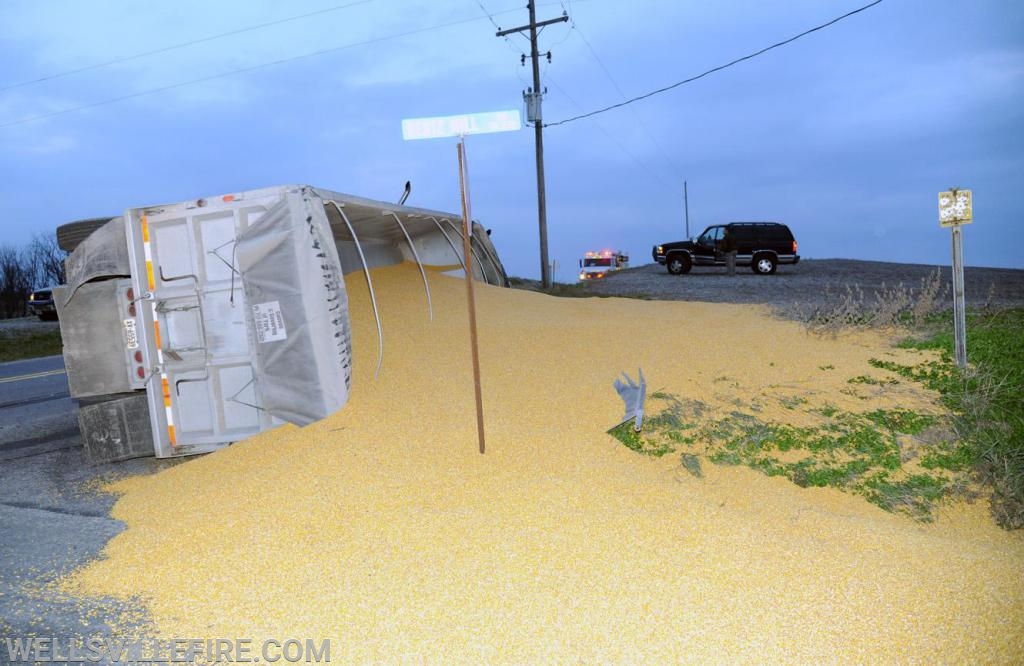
[65,263,1024,663]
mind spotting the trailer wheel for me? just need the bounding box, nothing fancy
[56,217,115,253]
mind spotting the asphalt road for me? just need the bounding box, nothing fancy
[0,356,172,657]
[0,355,77,462]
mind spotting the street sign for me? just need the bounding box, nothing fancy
[400,111,522,454]
[938,189,972,227]
[401,110,521,141]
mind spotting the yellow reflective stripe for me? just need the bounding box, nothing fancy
[142,215,174,447]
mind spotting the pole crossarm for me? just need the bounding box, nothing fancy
[495,15,568,37]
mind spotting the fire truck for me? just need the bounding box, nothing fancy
[578,250,629,281]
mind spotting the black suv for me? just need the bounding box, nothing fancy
[652,222,799,275]
[26,287,58,320]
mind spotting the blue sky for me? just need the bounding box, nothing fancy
[1,0,1022,279]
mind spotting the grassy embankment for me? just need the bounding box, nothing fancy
[0,326,62,363]
[611,307,1024,528]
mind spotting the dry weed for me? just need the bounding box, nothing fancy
[802,269,949,332]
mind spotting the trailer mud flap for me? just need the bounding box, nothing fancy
[78,393,154,464]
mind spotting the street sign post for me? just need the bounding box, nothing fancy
[402,110,521,454]
[938,188,972,368]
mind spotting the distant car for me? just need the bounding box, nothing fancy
[652,222,799,275]
[27,287,59,320]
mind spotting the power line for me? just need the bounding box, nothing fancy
[545,0,885,128]
[473,0,508,35]
[0,11,514,129]
[480,0,642,178]
[473,0,531,89]
[545,75,675,194]
[561,11,682,179]
[0,0,376,93]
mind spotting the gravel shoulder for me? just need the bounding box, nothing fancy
[579,258,1024,317]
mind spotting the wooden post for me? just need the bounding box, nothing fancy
[458,138,487,454]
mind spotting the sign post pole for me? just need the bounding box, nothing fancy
[457,137,486,454]
[951,224,967,368]
[402,110,521,454]
[938,188,972,369]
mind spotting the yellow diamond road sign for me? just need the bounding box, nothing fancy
[938,189,972,227]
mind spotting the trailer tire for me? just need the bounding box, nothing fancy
[57,217,116,253]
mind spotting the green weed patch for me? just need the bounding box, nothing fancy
[887,309,1024,529]
[610,308,1024,528]
[609,393,954,521]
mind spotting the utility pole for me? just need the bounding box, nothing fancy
[496,4,568,288]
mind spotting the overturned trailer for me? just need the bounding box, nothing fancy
[56,184,508,462]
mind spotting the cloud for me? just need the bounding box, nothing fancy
[21,133,78,155]
[806,48,1024,142]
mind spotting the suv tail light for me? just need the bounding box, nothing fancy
[792,240,798,254]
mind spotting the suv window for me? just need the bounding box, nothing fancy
[697,227,723,246]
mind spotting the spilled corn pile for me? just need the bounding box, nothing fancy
[68,263,1024,662]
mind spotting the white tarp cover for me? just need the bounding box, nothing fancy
[234,191,352,426]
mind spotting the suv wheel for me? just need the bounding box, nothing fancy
[752,254,777,275]
[666,253,692,275]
